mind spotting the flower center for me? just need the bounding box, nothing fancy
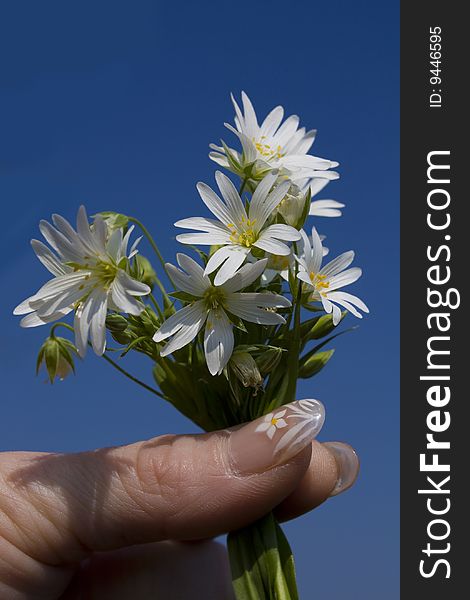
[203,286,227,310]
[309,272,330,290]
[271,417,279,426]
[70,259,118,290]
[227,217,259,248]
[252,136,284,160]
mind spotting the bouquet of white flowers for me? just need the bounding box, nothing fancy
[14,92,368,599]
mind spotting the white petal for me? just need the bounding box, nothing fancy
[175,216,231,236]
[176,254,211,292]
[39,220,84,262]
[204,309,234,375]
[261,224,301,242]
[221,258,268,293]
[332,303,342,325]
[228,292,291,309]
[253,236,291,256]
[327,291,369,314]
[309,178,330,198]
[106,228,123,262]
[74,298,93,357]
[115,270,151,297]
[327,267,362,291]
[111,276,145,315]
[320,251,355,278]
[291,129,316,155]
[164,266,201,298]
[240,91,259,138]
[260,105,284,137]
[310,200,345,218]
[309,227,324,274]
[215,171,247,224]
[282,154,336,171]
[89,289,108,355]
[225,296,287,325]
[19,307,72,328]
[159,313,206,357]
[248,172,279,227]
[252,181,291,229]
[29,272,92,303]
[273,114,300,146]
[196,182,235,227]
[153,300,207,342]
[31,239,69,276]
[224,123,257,163]
[213,249,249,286]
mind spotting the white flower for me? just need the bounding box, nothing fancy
[13,206,151,356]
[296,227,369,325]
[175,171,301,285]
[209,92,339,184]
[255,409,288,439]
[260,233,328,286]
[153,254,291,376]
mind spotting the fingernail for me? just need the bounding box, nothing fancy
[323,442,360,497]
[229,399,325,474]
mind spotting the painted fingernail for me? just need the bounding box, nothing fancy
[323,442,360,497]
[229,399,325,474]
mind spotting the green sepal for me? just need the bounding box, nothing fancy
[220,139,243,173]
[168,291,196,304]
[296,187,311,230]
[44,339,60,384]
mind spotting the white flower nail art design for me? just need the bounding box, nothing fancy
[255,409,288,439]
[255,399,325,455]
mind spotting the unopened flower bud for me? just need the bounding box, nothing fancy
[229,352,263,390]
[37,336,77,383]
[106,314,133,344]
[134,254,158,289]
[96,211,129,231]
[276,184,309,228]
[255,346,284,375]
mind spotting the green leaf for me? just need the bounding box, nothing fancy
[298,349,335,378]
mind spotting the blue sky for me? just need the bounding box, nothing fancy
[0,1,399,597]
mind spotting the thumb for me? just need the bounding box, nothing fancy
[0,400,324,569]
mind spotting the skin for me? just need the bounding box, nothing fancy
[0,430,356,599]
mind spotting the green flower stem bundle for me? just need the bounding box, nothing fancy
[14,92,369,599]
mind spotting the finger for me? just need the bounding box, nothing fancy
[60,541,235,600]
[275,441,360,522]
[0,400,324,574]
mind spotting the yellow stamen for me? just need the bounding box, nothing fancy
[309,272,330,290]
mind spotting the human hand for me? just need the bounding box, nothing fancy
[0,400,359,599]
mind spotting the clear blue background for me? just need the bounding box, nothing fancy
[0,1,399,597]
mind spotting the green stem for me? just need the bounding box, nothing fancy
[284,246,302,405]
[49,322,166,400]
[50,322,74,338]
[149,292,164,321]
[128,216,174,310]
[101,352,166,400]
[239,178,248,196]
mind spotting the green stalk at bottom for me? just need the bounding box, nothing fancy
[227,512,299,600]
